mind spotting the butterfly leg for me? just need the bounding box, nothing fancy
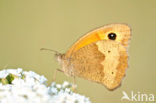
[72,76,77,92]
[3,64,8,69]
[52,68,64,81]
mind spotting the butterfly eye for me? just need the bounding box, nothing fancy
[108,33,117,40]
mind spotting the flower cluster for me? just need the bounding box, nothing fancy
[0,68,91,103]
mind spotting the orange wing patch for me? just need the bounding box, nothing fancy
[66,24,131,57]
[66,28,110,56]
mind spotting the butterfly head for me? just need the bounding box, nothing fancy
[55,53,65,64]
[40,48,64,64]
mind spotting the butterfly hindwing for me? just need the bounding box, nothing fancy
[63,40,128,90]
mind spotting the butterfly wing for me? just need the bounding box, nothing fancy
[68,40,128,90]
[62,23,131,90]
[66,23,131,57]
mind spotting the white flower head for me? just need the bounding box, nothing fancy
[0,68,91,103]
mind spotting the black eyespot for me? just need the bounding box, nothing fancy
[108,33,117,40]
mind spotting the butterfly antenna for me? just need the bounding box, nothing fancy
[40,48,59,55]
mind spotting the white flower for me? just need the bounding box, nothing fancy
[0,68,91,103]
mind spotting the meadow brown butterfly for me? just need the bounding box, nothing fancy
[42,23,131,90]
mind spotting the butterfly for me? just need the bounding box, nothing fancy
[42,23,131,90]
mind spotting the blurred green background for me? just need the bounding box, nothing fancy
[0,0,156,103]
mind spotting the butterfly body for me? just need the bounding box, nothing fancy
[56,23,131,90]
